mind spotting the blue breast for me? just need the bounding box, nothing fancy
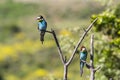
[80,52,87,60]
[38,20,47,30]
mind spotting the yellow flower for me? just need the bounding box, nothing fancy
[33,69,48,77]
[60,29,71,36]
[0,45,17,61]
[4,74,20,80]
[24,69,48,80]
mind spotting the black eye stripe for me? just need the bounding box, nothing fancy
[39,15,43,19]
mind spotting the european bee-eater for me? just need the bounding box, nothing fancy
[80,46,88,76]
[37,15,47,44]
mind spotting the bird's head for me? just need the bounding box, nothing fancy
[37,15,44,22]
[80,46,86,52]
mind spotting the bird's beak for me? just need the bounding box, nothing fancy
[36,18,39,20]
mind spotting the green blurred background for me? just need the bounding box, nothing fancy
[0,0,120,80]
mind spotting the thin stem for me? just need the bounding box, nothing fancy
[90,34,94,80]
[81,60,91,69]
[64,56,68,80]
[51,29,65,64]
[40,30,52,33]
[90,34,94,68]
[94,66,101,72]
[45,30,53,33]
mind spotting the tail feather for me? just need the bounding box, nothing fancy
[80,67,83,76]
[80,61,84,76]
[40,31,45,44]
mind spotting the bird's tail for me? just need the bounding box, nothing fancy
[80,61,84,76]
[40,31,45,44]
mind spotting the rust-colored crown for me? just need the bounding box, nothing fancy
[80,46,86,51]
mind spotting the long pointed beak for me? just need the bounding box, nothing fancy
[36,18,39,20]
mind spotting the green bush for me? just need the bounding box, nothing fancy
[91,4,120,79]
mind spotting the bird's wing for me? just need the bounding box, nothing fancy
[38,23,39,30]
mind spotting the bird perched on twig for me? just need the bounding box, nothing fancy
[37,15,47,44]
[80,46,88,76]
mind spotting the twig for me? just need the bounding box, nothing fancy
[66,18,98,66]
[90,34,95,80]
[90,34,94,67]
[94,66,101,72]
[90,34,101,80]
[81,60,91,69]
[51,29,65,64]
[40,30,53,33]
[51,29,68,80]
[45,30,53,33]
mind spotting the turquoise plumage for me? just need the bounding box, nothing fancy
[37,15,47,44]
[80,46,88,76]
[38,20,47,30]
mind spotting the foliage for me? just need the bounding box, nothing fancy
[91,4,120,79]
[0,32,56,79]
[92,9,120,38]
[0,0,38,19]
[0,0,114,80]
[0,0,39,42]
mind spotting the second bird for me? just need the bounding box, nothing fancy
[37,15,47,44]
[80,46,88,76]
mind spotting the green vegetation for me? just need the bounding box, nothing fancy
[0,0,37,18]
[91,4,120,79]
[0,0,120,80]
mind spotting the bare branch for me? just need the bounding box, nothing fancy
[81,60,91,69]
[83,28,86,32]
[45,30,53,33]
[40,30,52,33]
[90,34,95,80]
[51,29,65,64]
[66,18,98,66]
[94,66,101,72]
[90,34,94,67]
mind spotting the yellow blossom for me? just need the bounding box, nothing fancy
[0,45,17,61]
[60,29,72,36]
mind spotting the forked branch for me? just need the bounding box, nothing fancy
[43,18,98,80]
